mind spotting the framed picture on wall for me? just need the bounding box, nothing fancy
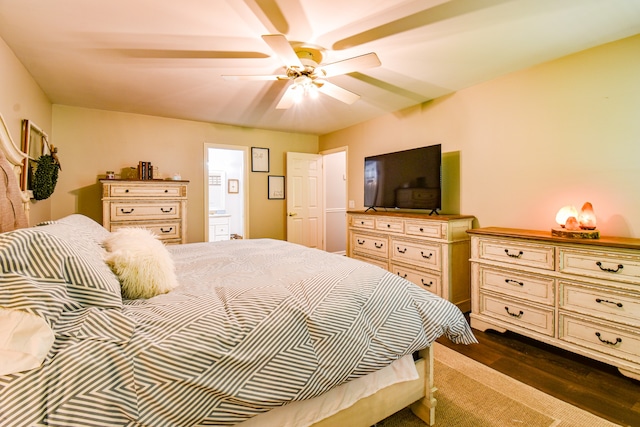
[251,147,269,172]
[268,175,285,199]
[228,179,239,194]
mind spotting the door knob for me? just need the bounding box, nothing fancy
[288,212,297,217]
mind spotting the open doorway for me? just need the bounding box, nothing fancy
[204,144,249,241]
[322,148,347,254]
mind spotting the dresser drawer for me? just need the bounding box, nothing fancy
[479,292,554,336]
[352,253,388,270]
[477,238,555,271]
[559,281,640,327]
[213,224,229,234]
[375,218,404,233]
[110,202,182,221]
[391,263,441,295]
[111,221,181,241]
[350,215,375,229]
[559,314,640,364]
[108,183,184,198]
[477,265,555,305]
[559,248,640,284]
[391,239,441,270]
[405,221,443,239]
[351,232,388,258]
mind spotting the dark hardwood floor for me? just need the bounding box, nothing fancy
[437,324,640,426]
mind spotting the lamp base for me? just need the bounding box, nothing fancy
[551,228,600,239]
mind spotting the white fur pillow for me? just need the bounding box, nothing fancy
[103,228,178,299]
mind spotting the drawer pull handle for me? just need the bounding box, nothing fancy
[505,279,524,287]
[421,279,433,287]
[595,298,623,308]
[125,189,130,193]
[360,221,365,225]
[160,227,174,233]
[387,224,391,228]
[595,332,622,346]
[421,251,433,259]
[419,227,424,232]
[397,272,407,278]
[596,261,623,273]
[397,247,407,254]
[504,307,524,318]
[375,243,384,249]
[357,239,365,245]
[160,207,174,213]
[164,189,169,193]
[504,249,523,258]
[120,208,134,214]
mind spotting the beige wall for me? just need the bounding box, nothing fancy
[51,106,318,242]
[321,34,640,239]
[0,36,53,225]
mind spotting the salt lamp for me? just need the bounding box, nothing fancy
[578,202,597,230]
[555,206,578,228]
[565,216,581,231]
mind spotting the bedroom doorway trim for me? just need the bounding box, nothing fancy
[203,143,250,241]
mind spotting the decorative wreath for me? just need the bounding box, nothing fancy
[30,142,62,201]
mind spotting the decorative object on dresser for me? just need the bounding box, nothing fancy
[552,202,600,239]
[468,227,640,380]
[101,179,188,244]
[347,211,475,312]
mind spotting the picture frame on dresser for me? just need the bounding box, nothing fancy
[251,147,269,172]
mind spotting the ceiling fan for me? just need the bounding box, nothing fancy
[222,34,381,109]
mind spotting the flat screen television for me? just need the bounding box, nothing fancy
[364,144,441,213]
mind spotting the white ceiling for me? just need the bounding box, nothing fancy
[1,0,639,135]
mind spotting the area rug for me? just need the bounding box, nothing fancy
[378,342,620,427]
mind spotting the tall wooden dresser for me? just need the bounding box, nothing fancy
[347,211,475,312]
[468,227,640,380]
[101,179,188,244]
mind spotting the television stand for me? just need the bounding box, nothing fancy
[347,211,475,312]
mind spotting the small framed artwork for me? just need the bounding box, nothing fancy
[268,175,285,200]
[251,147,269,172]
[228,179,239,194]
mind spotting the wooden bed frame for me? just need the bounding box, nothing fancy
[311,347,436,426]
[0,112,437,426]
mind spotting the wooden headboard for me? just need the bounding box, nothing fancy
[0,113,30,228]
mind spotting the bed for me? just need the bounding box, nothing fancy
[0,114,476,427]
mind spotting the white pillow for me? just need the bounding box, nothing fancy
[103,228,179,299]
[0,308,55,376]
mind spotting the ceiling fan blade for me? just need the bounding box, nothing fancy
[317,81,360,104]
[262,34,303,69]
[318,53,381,78]
[276,84,298,109]
[331,0,510,50]
[222,74,288,81]
[104,49,270,60]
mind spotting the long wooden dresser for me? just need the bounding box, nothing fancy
[101,179,188,244]
[347,211,475,312]
[468,227,640,380]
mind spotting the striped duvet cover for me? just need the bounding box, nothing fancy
[0,215,476,426]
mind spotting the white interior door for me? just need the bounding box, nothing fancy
[286,152,323,248]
